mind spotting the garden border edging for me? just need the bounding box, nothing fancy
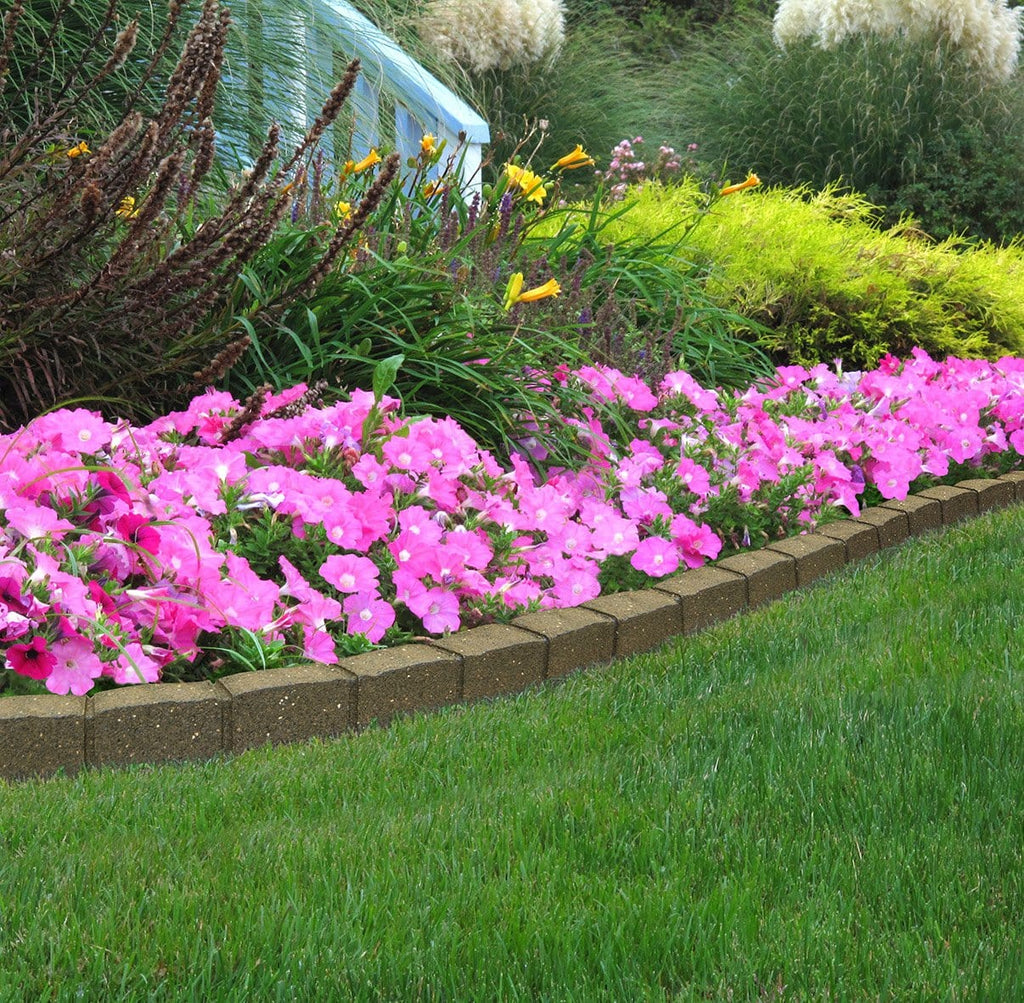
[2,474,1022,782]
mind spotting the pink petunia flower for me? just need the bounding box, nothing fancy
[630,536,681,577]
[406,586,461,634]
[46,630,105,696]
[550,567,602,606]
[5,634,56,680]
[320,553,380,594]
[343,591,395,643]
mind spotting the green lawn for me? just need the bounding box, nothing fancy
[1,508,1023,1001]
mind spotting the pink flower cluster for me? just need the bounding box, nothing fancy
[2,349,1022,696]
[598,136,696,200]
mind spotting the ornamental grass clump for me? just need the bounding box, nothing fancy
[222,139,770,461]
[418,0,566,72]
[0,0,392,433]
[774,0,1023,83]
[673,9,1024,235]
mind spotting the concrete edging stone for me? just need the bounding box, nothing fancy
[2,473,1022,782]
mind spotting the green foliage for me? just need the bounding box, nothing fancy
[349,0,699,180]
[602,0,775,30]
[1,0,187,135]
[671,14,1024,242]
[466,14,692,178]
[872,124,1024,245]
[1,0,328,169]
[597,181,1024,369]
[222,161,773,462]
[220,182,594,463]
[525,189,774,389]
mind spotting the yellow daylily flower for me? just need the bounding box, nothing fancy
[334,200,352,219]
[66,141,91,158]
[720,173,761,196]
[421,133,437,157]
[115,196,139,219]
[504,163,547,205]
[421,180,444,199]
[518,277,561,302]
[551,144,594,171]
[503,272,560,310]
[345,148,381,175]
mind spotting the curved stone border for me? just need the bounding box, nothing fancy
[2,473,1022,782]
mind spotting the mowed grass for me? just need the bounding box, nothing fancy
[2,508,1023,1001]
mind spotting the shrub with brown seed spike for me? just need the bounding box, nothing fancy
[192,335,253,388]
[220,383,272,443]
[0,0,375,432]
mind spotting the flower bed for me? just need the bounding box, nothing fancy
[1,472,1020,781]
[2,349,1023,700]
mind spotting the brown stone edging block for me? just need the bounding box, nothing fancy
[653,566,747,634]
[814,518,880,560]
[915,484,979,526]
[850,507,909,549]
[955,477,1016,513]
[510,607,617,679]
[343,645,460,729]
[765,533,847,588]
[216,663,355,752]
[998,471,1024,503]
[429,624,546,701]
[714,548,797,609]
[879,494,943,537]
[581,589,683,658]
[0,695,86,782]
[86,682,225,768]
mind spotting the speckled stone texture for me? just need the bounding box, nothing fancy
[815,518,881,560]
[87,682,224,768]
[0,695,85,781]
[343,645,460,729]
[429,623,547,701]
[510,607,617,678]
[915,485,979,526]
[582,589,683,657]
[715,548,797,608]
[852,507,909,549]
[653,566,747,635]
[766,534,847,587]
[217,663,355,751]
[879,495,943,537]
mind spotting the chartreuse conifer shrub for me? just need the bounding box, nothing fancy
[580,180,1024,369]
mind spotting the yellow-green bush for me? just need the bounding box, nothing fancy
[561,182,1024,369]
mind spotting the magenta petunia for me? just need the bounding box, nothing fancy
[28,408,113,454]
[105,642,163,685]
[3,505,76,542]
[590,514,640,557]
[5,634,56,680]
[406,586,461,634]
[550,567,601,606]
[46,630,105,696]
[671,514,722,568]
